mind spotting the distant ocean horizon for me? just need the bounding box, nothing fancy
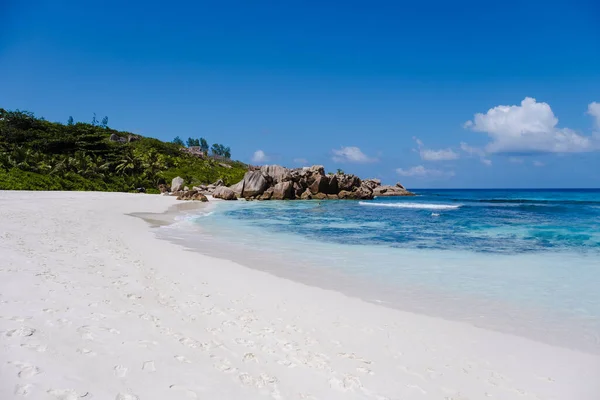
[159,188,600,354]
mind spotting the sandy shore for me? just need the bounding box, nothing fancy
[0,191,598,399]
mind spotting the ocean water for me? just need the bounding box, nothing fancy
[159,189,600,353]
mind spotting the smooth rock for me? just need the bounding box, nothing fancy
[271,181,294,200]
[171,176,185,192]
[241,171,268,198]
[213,186,237,200]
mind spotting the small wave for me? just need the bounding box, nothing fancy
[359,202,461,210]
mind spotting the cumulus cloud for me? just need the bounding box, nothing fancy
[413,137,459,161]
[460,142,492,166]
[588,102,600,128]
[533,160,545,167]
[251,150,268,163]
[465,97,596,154]
[396,165,455,178]
[332,146,377,163]
[293,158,308,165]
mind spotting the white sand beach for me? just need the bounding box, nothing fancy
[0,191,598,400]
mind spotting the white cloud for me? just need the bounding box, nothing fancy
[396,165,455,178]
[465,97,595,154]
[332,146,377,163]
[293,158,308,165]
[251,150,268,163]
[460,142,485,157]
[413,137,459,161]
[588,102,600,128]
[460,142,492,166]
[533,161,545,167]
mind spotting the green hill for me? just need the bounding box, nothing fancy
[0,108,247,192]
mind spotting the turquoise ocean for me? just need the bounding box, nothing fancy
[159,189,600,354]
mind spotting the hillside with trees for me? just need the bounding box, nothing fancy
[0,108,247,192]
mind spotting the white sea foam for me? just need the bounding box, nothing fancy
[359,201,461,210]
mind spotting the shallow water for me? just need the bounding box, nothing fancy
[158,189,600,354]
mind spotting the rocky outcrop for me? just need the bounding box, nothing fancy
[224,164,413,201]
[176,190,208,201]
[260,165,290,184]
[271,181,294,200]
[372,183,414,197]
[240,170,269,197]
[170,165,412,202]
[109,133,127,143]
[212,186,237,200]
[171,176,185,192]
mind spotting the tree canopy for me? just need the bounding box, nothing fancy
[0,108,246,192]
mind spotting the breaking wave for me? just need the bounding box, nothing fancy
[358,201,461,210]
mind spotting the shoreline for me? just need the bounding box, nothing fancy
[1,191,598,399]
[151,199,600,356]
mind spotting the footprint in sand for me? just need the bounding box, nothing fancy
[47,388,90,399]
[142,360,156,372]
[113,365,128,378]
[14,383,34,396]
[76,326,94,340]
[76,348,96,356]
[5,327,36,337]
[21,343,47,352]
[9,361,42,378]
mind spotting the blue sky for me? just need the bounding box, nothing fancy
[1,0,599,188]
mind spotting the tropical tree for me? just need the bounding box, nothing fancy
[172,136,184,146]
[199,138,209,153]
[210,143,231,158]
[186,137,200,147]
[67,116,74,126]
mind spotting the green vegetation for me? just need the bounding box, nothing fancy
[0,108,247,192]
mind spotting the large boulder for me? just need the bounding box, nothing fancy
[240,170,269,198]
[308,165,325,175]
[308,175,328,194]
[373,183,414,197]
[158,184,170,193]
[176,190,208,202]
[109,133,126,143]
[258,187,274,200]
[327,175,339,194]
[229,180,244,197]
[271,181,294,200]
[337,190,353,199]
[293,182,303,198]
[260,165,291,184]
[309,174,338,195]
[300,189,312,200]
[213,186,237,200]
[352,184,374,200]
[362,178,381,190]
[171,176,185,192]
[337,174,361,191]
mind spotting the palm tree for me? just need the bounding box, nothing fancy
[116,154,138,176]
